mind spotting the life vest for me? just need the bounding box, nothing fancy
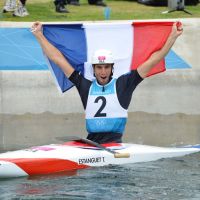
[85,79,127,134]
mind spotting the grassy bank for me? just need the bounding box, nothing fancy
[0,0,200,22]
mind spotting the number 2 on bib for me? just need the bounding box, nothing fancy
[94,96,107,117]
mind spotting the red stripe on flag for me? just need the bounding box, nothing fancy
[131,22,174,77]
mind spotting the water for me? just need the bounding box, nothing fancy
[0,153,200,200]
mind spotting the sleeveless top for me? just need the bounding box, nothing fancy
[85,79,127,135]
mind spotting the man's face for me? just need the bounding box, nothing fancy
[93,64,113,85]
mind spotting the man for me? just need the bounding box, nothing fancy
[66,0,80,6]
[3,0,29,17]
[31,21,183,144]
[54,0,106,13]
[3,0,16,12]
[87,0,107,6]
[67,0,106,6]
[54,0,69,13]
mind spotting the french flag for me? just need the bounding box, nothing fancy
[43,21,174,93]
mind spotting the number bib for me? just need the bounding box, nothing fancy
[85,79,127,134]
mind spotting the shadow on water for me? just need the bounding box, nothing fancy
[0,153,200,199]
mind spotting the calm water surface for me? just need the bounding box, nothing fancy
[0,153,200,200]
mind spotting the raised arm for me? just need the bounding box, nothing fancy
[137,22,183,79]
[31,21,74,77]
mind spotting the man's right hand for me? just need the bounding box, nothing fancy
[31,21,43,35]
[31,21,75,78]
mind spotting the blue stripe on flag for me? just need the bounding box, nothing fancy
[43,24,87,92]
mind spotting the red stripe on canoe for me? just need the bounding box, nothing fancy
[0,158,89,175]
[62,141,122,147]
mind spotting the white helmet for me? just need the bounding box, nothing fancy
[91,49,114,65]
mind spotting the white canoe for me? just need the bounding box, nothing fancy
[0,141,200,178]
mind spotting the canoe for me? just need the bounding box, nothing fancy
[0,140,199,178]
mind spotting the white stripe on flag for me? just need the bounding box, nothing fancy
[83,23,133,80]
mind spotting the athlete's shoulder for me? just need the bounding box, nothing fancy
[117,70,142,83]
[69,70,92,84]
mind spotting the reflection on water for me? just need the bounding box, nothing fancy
[27,170,79,181]
[0,153,200,199]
